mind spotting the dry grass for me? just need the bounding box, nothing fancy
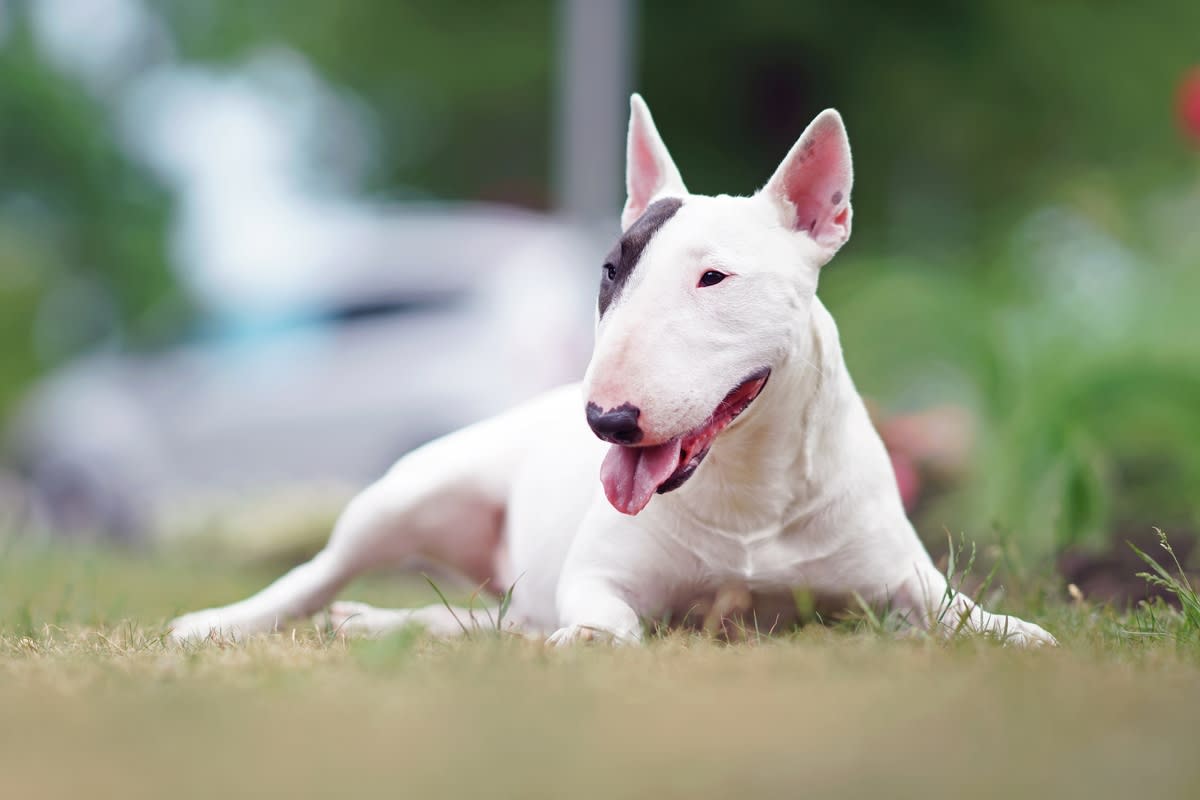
[3,541,1199,799]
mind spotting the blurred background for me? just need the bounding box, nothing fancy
[0,0,1197,599]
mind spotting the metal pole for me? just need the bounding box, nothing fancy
[555,0,635,231]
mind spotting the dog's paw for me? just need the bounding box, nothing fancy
[326,601,388,637]
[997,616,1058,648]
[546,624,637,647]
[327,601,368,631]
[167,610,240,645]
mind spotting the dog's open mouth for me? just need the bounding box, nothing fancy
[600,367,771,516]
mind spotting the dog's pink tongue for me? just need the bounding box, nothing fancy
[600,441,681,515]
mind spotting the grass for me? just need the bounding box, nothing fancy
[3,539,1200,799]
[1129,528,1200,640]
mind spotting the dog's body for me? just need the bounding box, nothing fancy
[170,97,1055,647]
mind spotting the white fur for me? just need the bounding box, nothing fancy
[170,97,1055,648]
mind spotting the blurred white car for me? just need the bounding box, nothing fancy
[8,206,600,545]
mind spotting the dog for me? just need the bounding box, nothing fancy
[170,96,1056,647]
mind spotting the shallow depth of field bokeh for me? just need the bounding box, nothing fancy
[2,2,1200,797]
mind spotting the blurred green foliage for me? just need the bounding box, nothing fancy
[0,11,174,413]
[826,230,1200,557]
[0,0,1198,557]
[157,0,556,204]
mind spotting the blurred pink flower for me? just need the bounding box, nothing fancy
[870,403,976,514]
[1179,66,1200,146]
[889,452,921,513]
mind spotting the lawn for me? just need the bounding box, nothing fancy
[3,228,1198,797]
[2,539,1199,799]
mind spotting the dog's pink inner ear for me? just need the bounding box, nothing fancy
[767,111,853,257]
[622,96,685,230]
[629,137,664,216]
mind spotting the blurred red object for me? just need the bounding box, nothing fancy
[1179,66,1200,146]
[889,452,921,513]
[869,403,976,514]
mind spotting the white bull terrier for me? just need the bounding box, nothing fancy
[170,96,1056,647]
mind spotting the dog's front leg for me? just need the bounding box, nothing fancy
[892,559,1058,647]
[548,575,643,645]
[547,504,682,646]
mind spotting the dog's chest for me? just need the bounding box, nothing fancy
[672,517,835,591]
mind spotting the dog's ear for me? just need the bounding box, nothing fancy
[622,94,687,230]
[762,109,853,264]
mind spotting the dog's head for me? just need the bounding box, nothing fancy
[584,95,854,515]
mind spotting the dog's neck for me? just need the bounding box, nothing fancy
[660,297,870,532]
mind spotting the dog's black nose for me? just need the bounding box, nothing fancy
[586,402,643,445]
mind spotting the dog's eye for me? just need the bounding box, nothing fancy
[604,263,616,281]
[698,270,728,287]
